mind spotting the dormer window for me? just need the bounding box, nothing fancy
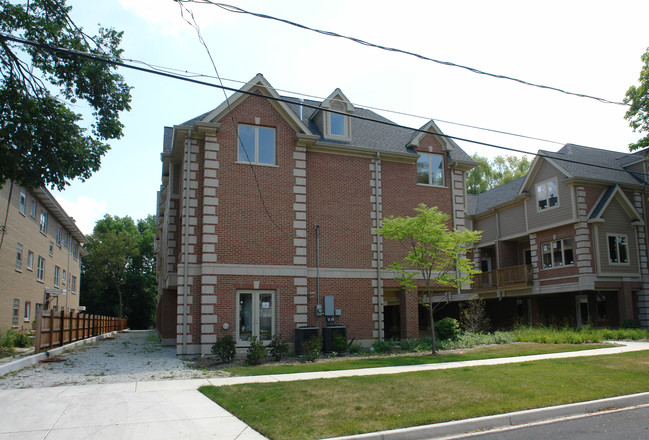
[330,112,346,137]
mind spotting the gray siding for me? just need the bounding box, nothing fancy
[475,214,497,244]
[527,161,572,231]
[597,198,639,275]
[498,202,526,238]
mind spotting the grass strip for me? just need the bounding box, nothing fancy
[224,343,611,376]
[201,350,649,440]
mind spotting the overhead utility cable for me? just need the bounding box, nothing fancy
[176,1,292,236]
[2,32,646,180]
[177,0,631,108]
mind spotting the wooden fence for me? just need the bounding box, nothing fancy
[34,309,128,353]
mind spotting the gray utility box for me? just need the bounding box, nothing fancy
[294,326,319,355]
[322,325,347,353]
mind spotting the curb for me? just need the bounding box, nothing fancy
[326,392,649,440]
[0,331,119,377]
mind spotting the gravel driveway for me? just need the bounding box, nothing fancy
[0,330,226,389]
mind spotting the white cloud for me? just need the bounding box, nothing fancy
[56,196,107,236]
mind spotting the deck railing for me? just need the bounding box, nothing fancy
[473,264,534,290]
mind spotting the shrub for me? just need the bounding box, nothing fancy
[245,336,267,366]
[399,338,419,352]
[303,337,322,362]
[371,338,398,353]
[435,317,460,341]
[348,343,364,354]
[332,333,348,353]
[268,334,289,362]
[1,329,32,349]
[211,335,236,363]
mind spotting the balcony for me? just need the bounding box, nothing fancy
[473,264,533,290]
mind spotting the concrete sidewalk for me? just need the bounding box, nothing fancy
[1,341,648,439]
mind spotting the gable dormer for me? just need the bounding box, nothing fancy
[313,89,355,142]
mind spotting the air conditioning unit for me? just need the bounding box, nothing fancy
[294,326,319,355]
[322,325,347,353]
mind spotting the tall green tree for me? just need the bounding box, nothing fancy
[466,154,531,194]
[377,204,481,353]
[81,215,157,329]
[0,0,131,190]
[624,46,649,151]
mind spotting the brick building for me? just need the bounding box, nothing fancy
[467,144,649,328]
[155,74,476,355]
[0,181,86,331]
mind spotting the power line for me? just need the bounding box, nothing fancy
[176,1,292,236]
[1,32,647,180]
[177,0,631,108]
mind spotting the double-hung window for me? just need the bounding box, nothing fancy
[16,243,23,271]
[417,153,444,186]
[27,250,34,270]
[608,234,628,264]
[541,238,574,268]
[72,241,79,260]
[12,299,19,327]
[71,275,77,293]
[54,266,61,287]
[19,190,26,215]
[30,200,36,218]
[39,210,48,234]
[37,256,45,281]
[56,225,62,247]
[238,124,276,165]
[536,179,558,210]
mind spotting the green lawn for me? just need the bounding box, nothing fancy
[224,342,612,376]
[201,350,649,440]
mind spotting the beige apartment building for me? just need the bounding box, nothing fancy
[0,181,86,331]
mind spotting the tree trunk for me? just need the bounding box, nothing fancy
[114,279,123,319]
[429,302,437,354]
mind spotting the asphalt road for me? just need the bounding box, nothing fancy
[442,405,649,440]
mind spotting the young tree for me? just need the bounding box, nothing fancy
[377,204,481,353]
[624,46,649,151]
[81,215,157,328]
[0,0,131,190]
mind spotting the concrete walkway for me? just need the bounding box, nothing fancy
[1,340,648,439]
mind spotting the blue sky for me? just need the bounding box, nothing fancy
[52,0,649,234]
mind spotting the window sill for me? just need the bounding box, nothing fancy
[235,161,278,168]
[416,183,447,189]
[541,264,575,270]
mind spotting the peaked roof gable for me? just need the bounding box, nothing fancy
[317,88,355,113]
[589,184,643,223]
[518,154,570,196]
[407,120,458,152]
[201,74,312,135]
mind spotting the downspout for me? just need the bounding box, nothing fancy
[315,223,320,315]
[450,163,461,296]
[374,152,384,342]
[182,134,191,355]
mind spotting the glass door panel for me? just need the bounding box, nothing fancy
[238,293,252,343]
[258,293,273,341]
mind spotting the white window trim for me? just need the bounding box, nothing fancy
[19,189,26,215]
[54,266,61,287]
[606,233,630,265]
[71,275,77,293]
[27,250,34,271]
[536,178,559,212]
[40,210,48,235]
[417,152,445,187]
[541,238,574,269]
[30,200,37,218]
[37,256,45,282]
[24,301,31,322]
[16,243,23,272]
[237,124,276,166]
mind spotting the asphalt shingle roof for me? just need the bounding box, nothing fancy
[469,176,526,216]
